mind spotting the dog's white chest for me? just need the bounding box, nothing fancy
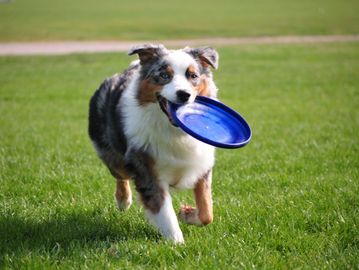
[154,137,215,189]
[135,107,214,188]
[121,91,215,189]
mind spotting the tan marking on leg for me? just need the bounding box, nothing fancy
[115,179,132,211]
[194,177,213,225]
[179,171,213,226]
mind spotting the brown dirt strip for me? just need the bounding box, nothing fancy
[0,35,358,56]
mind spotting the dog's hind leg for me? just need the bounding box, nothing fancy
[179,170,213,226]
[115,178,132,211]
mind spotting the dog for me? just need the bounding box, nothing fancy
[88,44,219,243]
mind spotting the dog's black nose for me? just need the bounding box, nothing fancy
[176,90,191,103]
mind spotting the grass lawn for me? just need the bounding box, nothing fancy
[0,42,358,269]
[0,0,359,41]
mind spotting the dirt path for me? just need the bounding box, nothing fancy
[1,35,358,56]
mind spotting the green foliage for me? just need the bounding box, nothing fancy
[0,0,358,41]
[0,43,358,269]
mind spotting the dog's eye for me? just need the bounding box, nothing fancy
[189,73,198,79]
[160,72,170,80]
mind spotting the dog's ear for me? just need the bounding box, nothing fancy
[128,44,166,65]
[184,47,219,70]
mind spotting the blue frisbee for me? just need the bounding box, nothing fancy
[169,96,252,149]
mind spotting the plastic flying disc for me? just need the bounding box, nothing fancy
[169,96,252,149]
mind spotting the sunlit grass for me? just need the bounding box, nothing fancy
[0,42,358,269]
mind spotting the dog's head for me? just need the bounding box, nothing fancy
[128,44,218,122]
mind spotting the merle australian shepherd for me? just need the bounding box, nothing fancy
[88,44,219,243]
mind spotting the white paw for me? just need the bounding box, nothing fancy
[145,190,185,244]
[162,229,184,244]
[115,194,132,211]
[178,205,202,226]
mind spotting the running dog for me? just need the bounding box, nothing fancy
[88,44,219,243]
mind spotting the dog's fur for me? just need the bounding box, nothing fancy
[88,44,219,243]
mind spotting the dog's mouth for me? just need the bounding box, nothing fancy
[156,94,178,127]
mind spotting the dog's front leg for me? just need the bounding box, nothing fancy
[145,187,184,244]
[179,170,213,226]
[125,149,184,244]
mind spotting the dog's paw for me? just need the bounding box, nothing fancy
[115,194,132,211]
[164,230,185,244]
[160,229,184,245]
[178,205,202,226]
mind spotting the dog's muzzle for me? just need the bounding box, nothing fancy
[156,94,178,127]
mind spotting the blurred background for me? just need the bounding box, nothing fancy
[0,0,358,41]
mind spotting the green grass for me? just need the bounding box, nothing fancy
[0,0,359,41]
[0,42,358,269]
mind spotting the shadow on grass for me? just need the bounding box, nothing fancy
[0,209,160,260]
